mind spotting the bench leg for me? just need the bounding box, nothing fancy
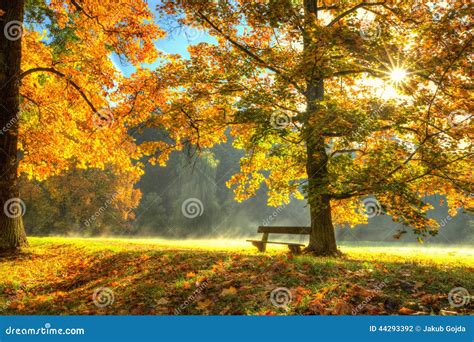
[251,241,265,252]
[288,245,302,255]
[260,232,269,253]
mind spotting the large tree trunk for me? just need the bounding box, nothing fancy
[303,81,339,256]
[303,0,338,256]
[0,0,28,252]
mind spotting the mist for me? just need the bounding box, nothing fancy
[20,136,473,246]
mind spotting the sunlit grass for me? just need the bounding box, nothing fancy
[27,237,474,267]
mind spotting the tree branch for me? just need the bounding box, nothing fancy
[327,1,387,27]
[19,67,98,113]
[195,11,305,95]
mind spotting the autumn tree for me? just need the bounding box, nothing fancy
[20,167,141,235]
[156,0,473,255]
[0,0,163,251]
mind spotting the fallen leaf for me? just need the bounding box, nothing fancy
[399,307,416,315]
[350,284,374,298]
[155,298,170,306]
[140,254,150,262]
[308,299,326,314]
[364,304,383,315]
[196,299,213,311]
[332,301,353,315]
[220,286,237,296]
[414,281,424,290]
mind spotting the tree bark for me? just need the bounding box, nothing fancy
[0,0,28,252]
[303,0,339,256]
[303,81,339,256]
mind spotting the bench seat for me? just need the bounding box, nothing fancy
[246,239,305,254]
[246,240,304,246]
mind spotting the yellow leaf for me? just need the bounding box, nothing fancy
[220,286,237,296]
[155,298,170,306]
[196,299,213,311]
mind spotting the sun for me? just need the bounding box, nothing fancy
[390,68,408,83]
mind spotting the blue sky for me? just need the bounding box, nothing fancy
[110,0,216,77]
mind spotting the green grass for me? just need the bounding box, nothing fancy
[0,237,472,315]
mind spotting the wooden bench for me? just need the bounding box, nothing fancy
[247,226,310,255]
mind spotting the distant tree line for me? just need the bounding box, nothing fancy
[20,134,472,244]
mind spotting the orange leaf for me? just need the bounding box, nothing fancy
[399,307,416,315]
[332,301,353,315]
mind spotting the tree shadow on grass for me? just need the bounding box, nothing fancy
[1,247,472,315]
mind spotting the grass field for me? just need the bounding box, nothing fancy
[0,237,472,315]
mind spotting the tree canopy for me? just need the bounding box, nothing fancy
[0,0,472,254]
[151,0,473,240]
